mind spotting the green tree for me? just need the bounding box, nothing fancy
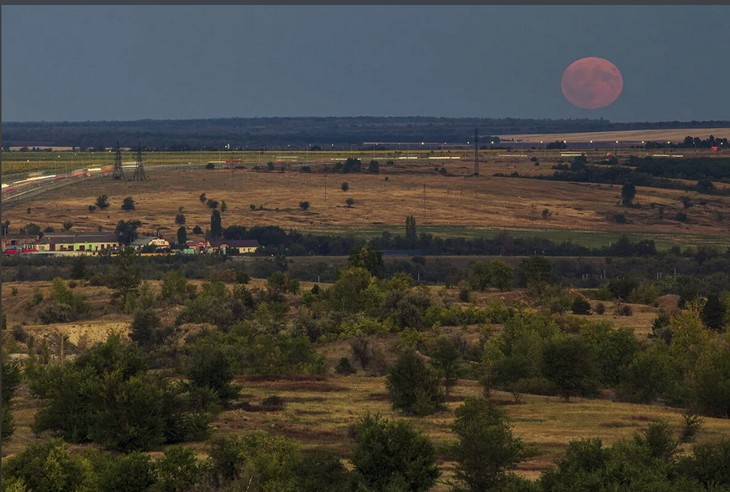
[489,260,514,291]
[347,245,384,277]
[621,183,637,206]
[429,336,462,397]
[352,414,439,491]
[96,194,110,209]
[154,447,202,492]
[183,343,236,401]
[701,294,726,331]
[115,219,141,245]
[121,196,136,211]
[541,336,599,402]
[1,360,21,437]
[386,348,445,415]
[368,160,380,173]
[572,296,592,315]
[519,255,552,287]
[207,432,302,490]
[89,451,155,492]
[452,398,525,491]
[210,209,223,238]
[345,197,355,207]
[130,308,162,348]
[175,213,186,226]
[160,270,192,305]
[3,439,97,491]
[328,267,374,313]
[341,181,349,192]
[108,247,141,304]
[70,256,87,280]
[176,226,187,247]
[299,201,310,211]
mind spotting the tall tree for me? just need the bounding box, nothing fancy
[452,398,524,491]
[177,226,187,248]
[621,183,637,206]
[701,295,726,331]
[210,209,223,239]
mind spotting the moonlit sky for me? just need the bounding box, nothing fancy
[3,5,730,122]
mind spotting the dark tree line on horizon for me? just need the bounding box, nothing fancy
[3,116,730,150]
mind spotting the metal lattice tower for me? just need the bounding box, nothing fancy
[132,142,147,181]
[112,142,125,181]
[473,127,480,176]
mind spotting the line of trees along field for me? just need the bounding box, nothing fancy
[4,117,730,149]
[503,155,730,195]
[2,242,730,490]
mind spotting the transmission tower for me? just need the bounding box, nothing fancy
[112,142,125,180]
[132,142,147,181]
[473,127,480,176]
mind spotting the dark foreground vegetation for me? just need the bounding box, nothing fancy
[2,239,730,490]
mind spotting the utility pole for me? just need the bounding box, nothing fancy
[112,141,125,181]
[473,127,479,176]
[132,142,147,181]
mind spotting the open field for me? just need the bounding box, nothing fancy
[3,142,728,177]
[499,127,730,144]
[4,158,730,250]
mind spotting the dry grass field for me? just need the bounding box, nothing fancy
[4,159,730,249]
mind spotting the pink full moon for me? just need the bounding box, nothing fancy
[561,57,623,109]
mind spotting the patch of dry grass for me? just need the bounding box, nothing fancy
[5,162,730,249]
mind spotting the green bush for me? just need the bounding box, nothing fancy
[352,414,439,491]
[452,398,525,491]
[386,348,445,416]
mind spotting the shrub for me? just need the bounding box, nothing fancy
[680,411,704,443]
[335,357,357,375]
[352,414,439,491]
[595,302,606,314]
[571,296,592,315]
[341,181,349,192]
[96,194,110,209]
[154,447,202,492]
[260,395,285,411]
[121,196,135,211]
[616,304,634,316]
[386,349,445,416]
[3,439,96,491]
[299,201,310,211]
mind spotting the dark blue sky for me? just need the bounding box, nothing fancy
[3,5,729,122]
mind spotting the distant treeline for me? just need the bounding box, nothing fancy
[4,117,730,149]
[502,156,730,195]
[220,225,697,260]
